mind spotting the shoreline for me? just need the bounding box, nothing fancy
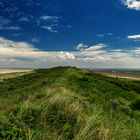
[104,74,140,80]
[0,69,33,74]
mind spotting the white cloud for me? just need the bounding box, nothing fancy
[41,26,58,33]
[39,16,60,33]
[122,0,140,10]
[0,37,75,68]
[0,37,140,68]
[128,34,140,39]
[128,34,140,41]
[84,44,107,51]
[57,52,75,60]
[76,43,88,50]
[74,43,140,68]
[41,16,58,21]
[76,43,107,51]
[74,44,109,62]
[131,48,140,54]
[77,56,111,62]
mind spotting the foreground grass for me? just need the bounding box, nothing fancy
[0,67,140,140]
[0,71,33,82]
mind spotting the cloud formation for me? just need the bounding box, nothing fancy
[41,16,59,22]
[128,34,140,39]
[122,0,140,11]
[57,52,75,60]
[0,38,140,68]
[84,44,107,51]
[76,43,88,50]
[0,37,75,68]
[41,26,58,33]
[39,15,60,33]
[127,34,140,41]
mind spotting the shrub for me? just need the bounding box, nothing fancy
[131,100,140,111]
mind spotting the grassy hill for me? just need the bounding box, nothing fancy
[0,67,140,140]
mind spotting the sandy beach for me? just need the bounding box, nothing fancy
[0,69,33,74]
[94,70,140,80]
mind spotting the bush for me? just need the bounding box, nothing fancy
[131,100,140,111]
[20,108,42,128]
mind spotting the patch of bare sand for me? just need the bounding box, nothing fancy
[103,74,140,80]
[0,69,34,81]
[0,69,33,74]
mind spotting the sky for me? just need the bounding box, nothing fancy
[0,0,140,68]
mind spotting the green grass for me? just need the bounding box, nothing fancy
[0,66,140,140]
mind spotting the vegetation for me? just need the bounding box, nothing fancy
[0,66,140,140]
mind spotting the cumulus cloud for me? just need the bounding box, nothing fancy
[0,37,140,68]
[0,37,75,68]
[122,0,140,11]
[57,52,75,60]
[74,43,110,62]
[74,43,140,68]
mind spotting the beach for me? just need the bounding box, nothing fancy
[0,69,33,74]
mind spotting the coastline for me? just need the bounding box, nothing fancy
[0,69,33,74]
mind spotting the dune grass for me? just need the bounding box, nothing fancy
[0,67,140,140]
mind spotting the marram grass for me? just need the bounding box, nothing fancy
[0,67,140,140]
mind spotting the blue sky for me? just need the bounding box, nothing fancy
[0,0,140,68]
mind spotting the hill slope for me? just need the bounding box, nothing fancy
[0,67,140,140]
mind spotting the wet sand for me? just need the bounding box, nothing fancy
[94,70,140,80]
[102,74,140,80]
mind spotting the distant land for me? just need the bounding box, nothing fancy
[0,68,140,80]
[85,68,140,80]
[0,69,33,74]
